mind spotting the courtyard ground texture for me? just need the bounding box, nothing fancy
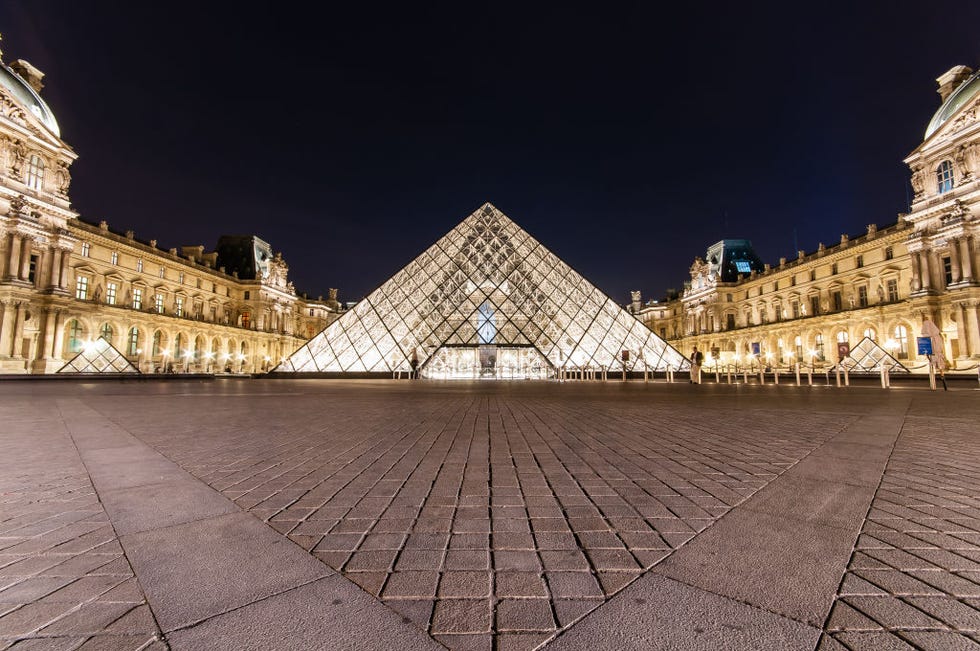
[0,380,978,651]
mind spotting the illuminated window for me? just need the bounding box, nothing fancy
[734,260,752,274]
[936,160,954,193]
[836,331,849,344]
[26,154,44,191]
[127,327,140,356]
[75,276,89,300]
[100,323,113,341]
[241,312,251,329]
[152,330,162,356]
[154,293,164,314]
[795,335,802,359]
[67,320,83,353]
[863,327,876,341]
[858,285,868,307]
[111,251,118,265]
[178,272,184,284]
[894,325,909,359]
[136,258,143,273]
[886,279,898,302]
[175,297,184,317]
[159,266,166,279]
[815,333,825,361]
[81,242,90,257]
[132,288,143,310]
[106,282,117,305]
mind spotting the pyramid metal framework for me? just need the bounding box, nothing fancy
[57,337,141,374]
[277,203,689,378]
[842,336,910,373]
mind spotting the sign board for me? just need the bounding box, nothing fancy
[916,336,933,356]
[751,342,761,357]
[837,342,850,361]
[710,347,720,360]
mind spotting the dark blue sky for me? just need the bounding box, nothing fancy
[2,2,978,303]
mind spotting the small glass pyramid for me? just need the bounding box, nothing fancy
[277,203,689,378]
[844,336,910,373]
[57,337,140,374]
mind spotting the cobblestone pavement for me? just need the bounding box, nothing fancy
[0,397,165,650]
[1,380,978,651]
[823,413,980,650]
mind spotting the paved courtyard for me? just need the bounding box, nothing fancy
[0,379,978,650]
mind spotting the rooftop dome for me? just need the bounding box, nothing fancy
[925,68,980,140]
[0,62,60,138]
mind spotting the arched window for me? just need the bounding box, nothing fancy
[99,323,113,342]
[127,327,140,356]
[26,155,44,191]
[836,331,849,343]
[815,333,825,361]
[794,335,803,359]
[152,330,162,356]
[174,333,184,357]
[863,327,876,341]
[936,160,954,194]
[894,325,909,359]
[67,320,83,353]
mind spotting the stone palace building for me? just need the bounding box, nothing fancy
[634,64,980,372]
[0,55,341,374]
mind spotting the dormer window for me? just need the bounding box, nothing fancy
[26,155,44,191]
[937,160,954,194]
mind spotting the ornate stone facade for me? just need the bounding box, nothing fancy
[636,64,980,372]
[0,56,341,374]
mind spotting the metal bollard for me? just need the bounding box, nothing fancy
[807,366,813,386]
[843,366,850,387]
[773,367,779,384]
[835,367,841,387]
[759,367,765,385]
[795,362,801,386]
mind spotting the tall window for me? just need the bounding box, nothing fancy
[175,333,184,356]
[136,258,143,273]
[936,160,954,194]
[831,291,842,311]
[67,320,83,353]
[815,333,825,361]
[795,335,803,359]
[154,293,164,314]
[111,251,119,265]
[132,288,143,310]
[28,255,38,283]
[858,285,868,308]
[886,279,899,302]
[831,263,838,275]
[791,301,799,319]
[810,295,820,316]
[894,325,909,359]
[152,330,162,356]
[863,328,876,341]
[75,276,89,300]
[100,323,113,341]
[241,312,251,329]
[175,297,184,317]
[81,242,91,257]
[178,272,184,284]
[884,246,893,260]
[837,331,849,344]
[106,282,117,306]
[942,256,953,286]
[159,266,166,279]
[127,327,140,356]
[26,154,44,191]
[856,255,864,269]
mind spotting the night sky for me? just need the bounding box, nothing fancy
[1,2,978,304]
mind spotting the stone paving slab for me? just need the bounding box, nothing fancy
[1,380,978,650]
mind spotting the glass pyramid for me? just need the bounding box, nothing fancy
[57,337,140,374]
[843,337,910,373]
[277,203,689,379]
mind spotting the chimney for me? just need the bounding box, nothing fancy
[9,60,45,94]
[936,65,973,103]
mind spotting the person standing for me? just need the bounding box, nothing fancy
[690,345,704,384]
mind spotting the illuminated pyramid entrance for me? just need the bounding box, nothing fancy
[277,203,688,378]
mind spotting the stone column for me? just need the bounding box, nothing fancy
[42,307,58,358]
[52,310,66,360]
[920,252,932,292]
[960,237,974,283]
[949,240,962,284]
[0,300,13,357]
[18,237,32,281]
[7,233,22,280]
[967,302,980,358]
[48,247,62,289]
[58,250,70,289]
[11,302,27,357]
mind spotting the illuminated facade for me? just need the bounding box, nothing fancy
[0,55,341,374]
[635,64,980,371]
[278,203,688,378]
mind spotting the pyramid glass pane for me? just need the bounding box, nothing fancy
[277,203,689,377]
[57,337,140,374]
